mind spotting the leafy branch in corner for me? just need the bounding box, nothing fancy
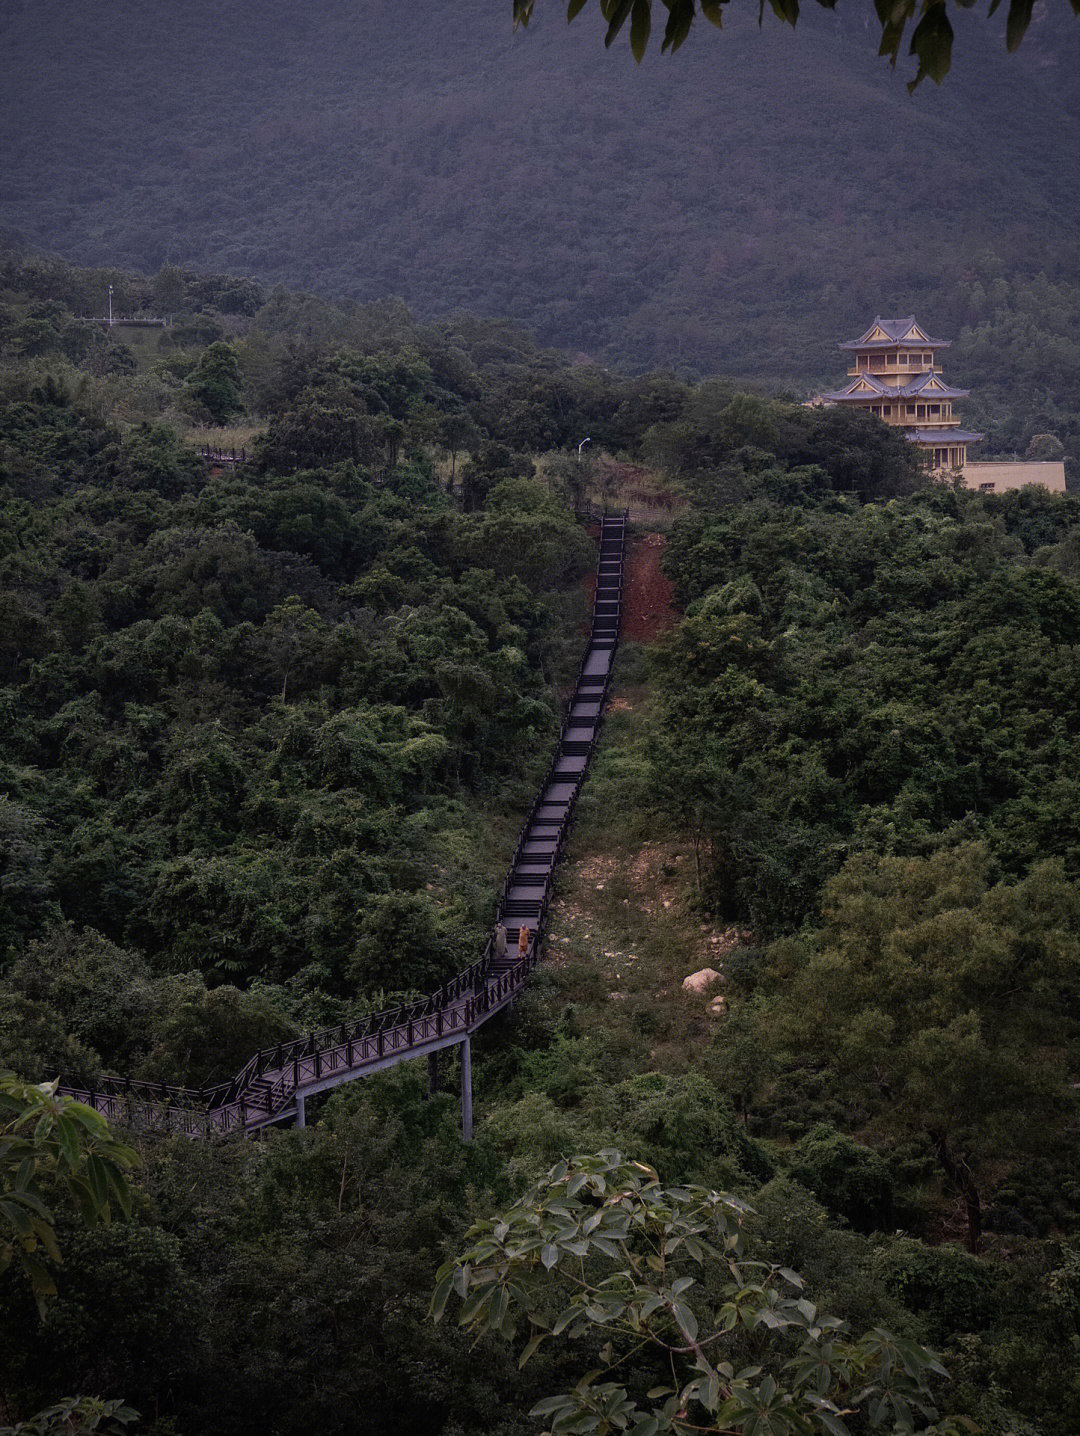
[512,0,1080,88]
[432,1148,973,1435]
[0,1397,138,1436]
[1,1071,138,1316]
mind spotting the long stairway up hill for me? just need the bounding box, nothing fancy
[58,511,629,1139]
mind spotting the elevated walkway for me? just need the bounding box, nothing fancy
[59,511,629,1139]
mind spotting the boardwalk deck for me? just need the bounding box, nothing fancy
[58,512,628,1137]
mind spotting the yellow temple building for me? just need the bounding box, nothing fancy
[821,315,982,472]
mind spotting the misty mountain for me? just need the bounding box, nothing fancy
[2,0,1079,403]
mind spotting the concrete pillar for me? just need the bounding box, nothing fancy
[428,1051,439,1098]
[295,1091,306,1129]
[461,1037,473,1142]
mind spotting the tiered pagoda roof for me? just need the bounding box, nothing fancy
[819,313,983,469]
[820,370,969,403]
[839,315,951,350]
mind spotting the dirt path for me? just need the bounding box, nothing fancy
[622,532,679,643]
[581,529,679,646]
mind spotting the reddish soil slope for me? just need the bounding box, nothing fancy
[622,533,679,643]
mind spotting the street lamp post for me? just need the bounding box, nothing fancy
[573,437,593,520]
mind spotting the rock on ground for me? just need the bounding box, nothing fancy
[681,967,722,995]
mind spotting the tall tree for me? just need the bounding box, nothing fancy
[185,341,244,425]
[764,845,1080,1251]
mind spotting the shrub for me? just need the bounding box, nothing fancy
[872,1237,998,1342]
[789,1122,894,1233]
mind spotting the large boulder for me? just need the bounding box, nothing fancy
[681,967,722,996]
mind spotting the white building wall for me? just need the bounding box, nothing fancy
[961,462,1067,494]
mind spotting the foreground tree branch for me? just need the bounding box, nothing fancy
[433,1149,968,1435]
[513,0,1080,88]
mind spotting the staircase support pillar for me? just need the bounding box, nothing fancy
[295,1091,306,1129]
[461,1037,473,1142]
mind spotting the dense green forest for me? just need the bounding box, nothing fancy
[2,0,1079,470]
[2,255,1079,1435]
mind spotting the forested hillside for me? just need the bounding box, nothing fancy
[2,0,1079,458]
[0,254,605,1093]
[2,253,1080,1435]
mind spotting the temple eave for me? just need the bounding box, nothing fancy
[839,337,951,351]
[904,428,983,445]
[826,384,970,401]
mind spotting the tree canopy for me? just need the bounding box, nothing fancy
[765,847,1080,1251]
[2,250,1080,1436]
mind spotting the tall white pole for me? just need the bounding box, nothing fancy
[108,284,113,325]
